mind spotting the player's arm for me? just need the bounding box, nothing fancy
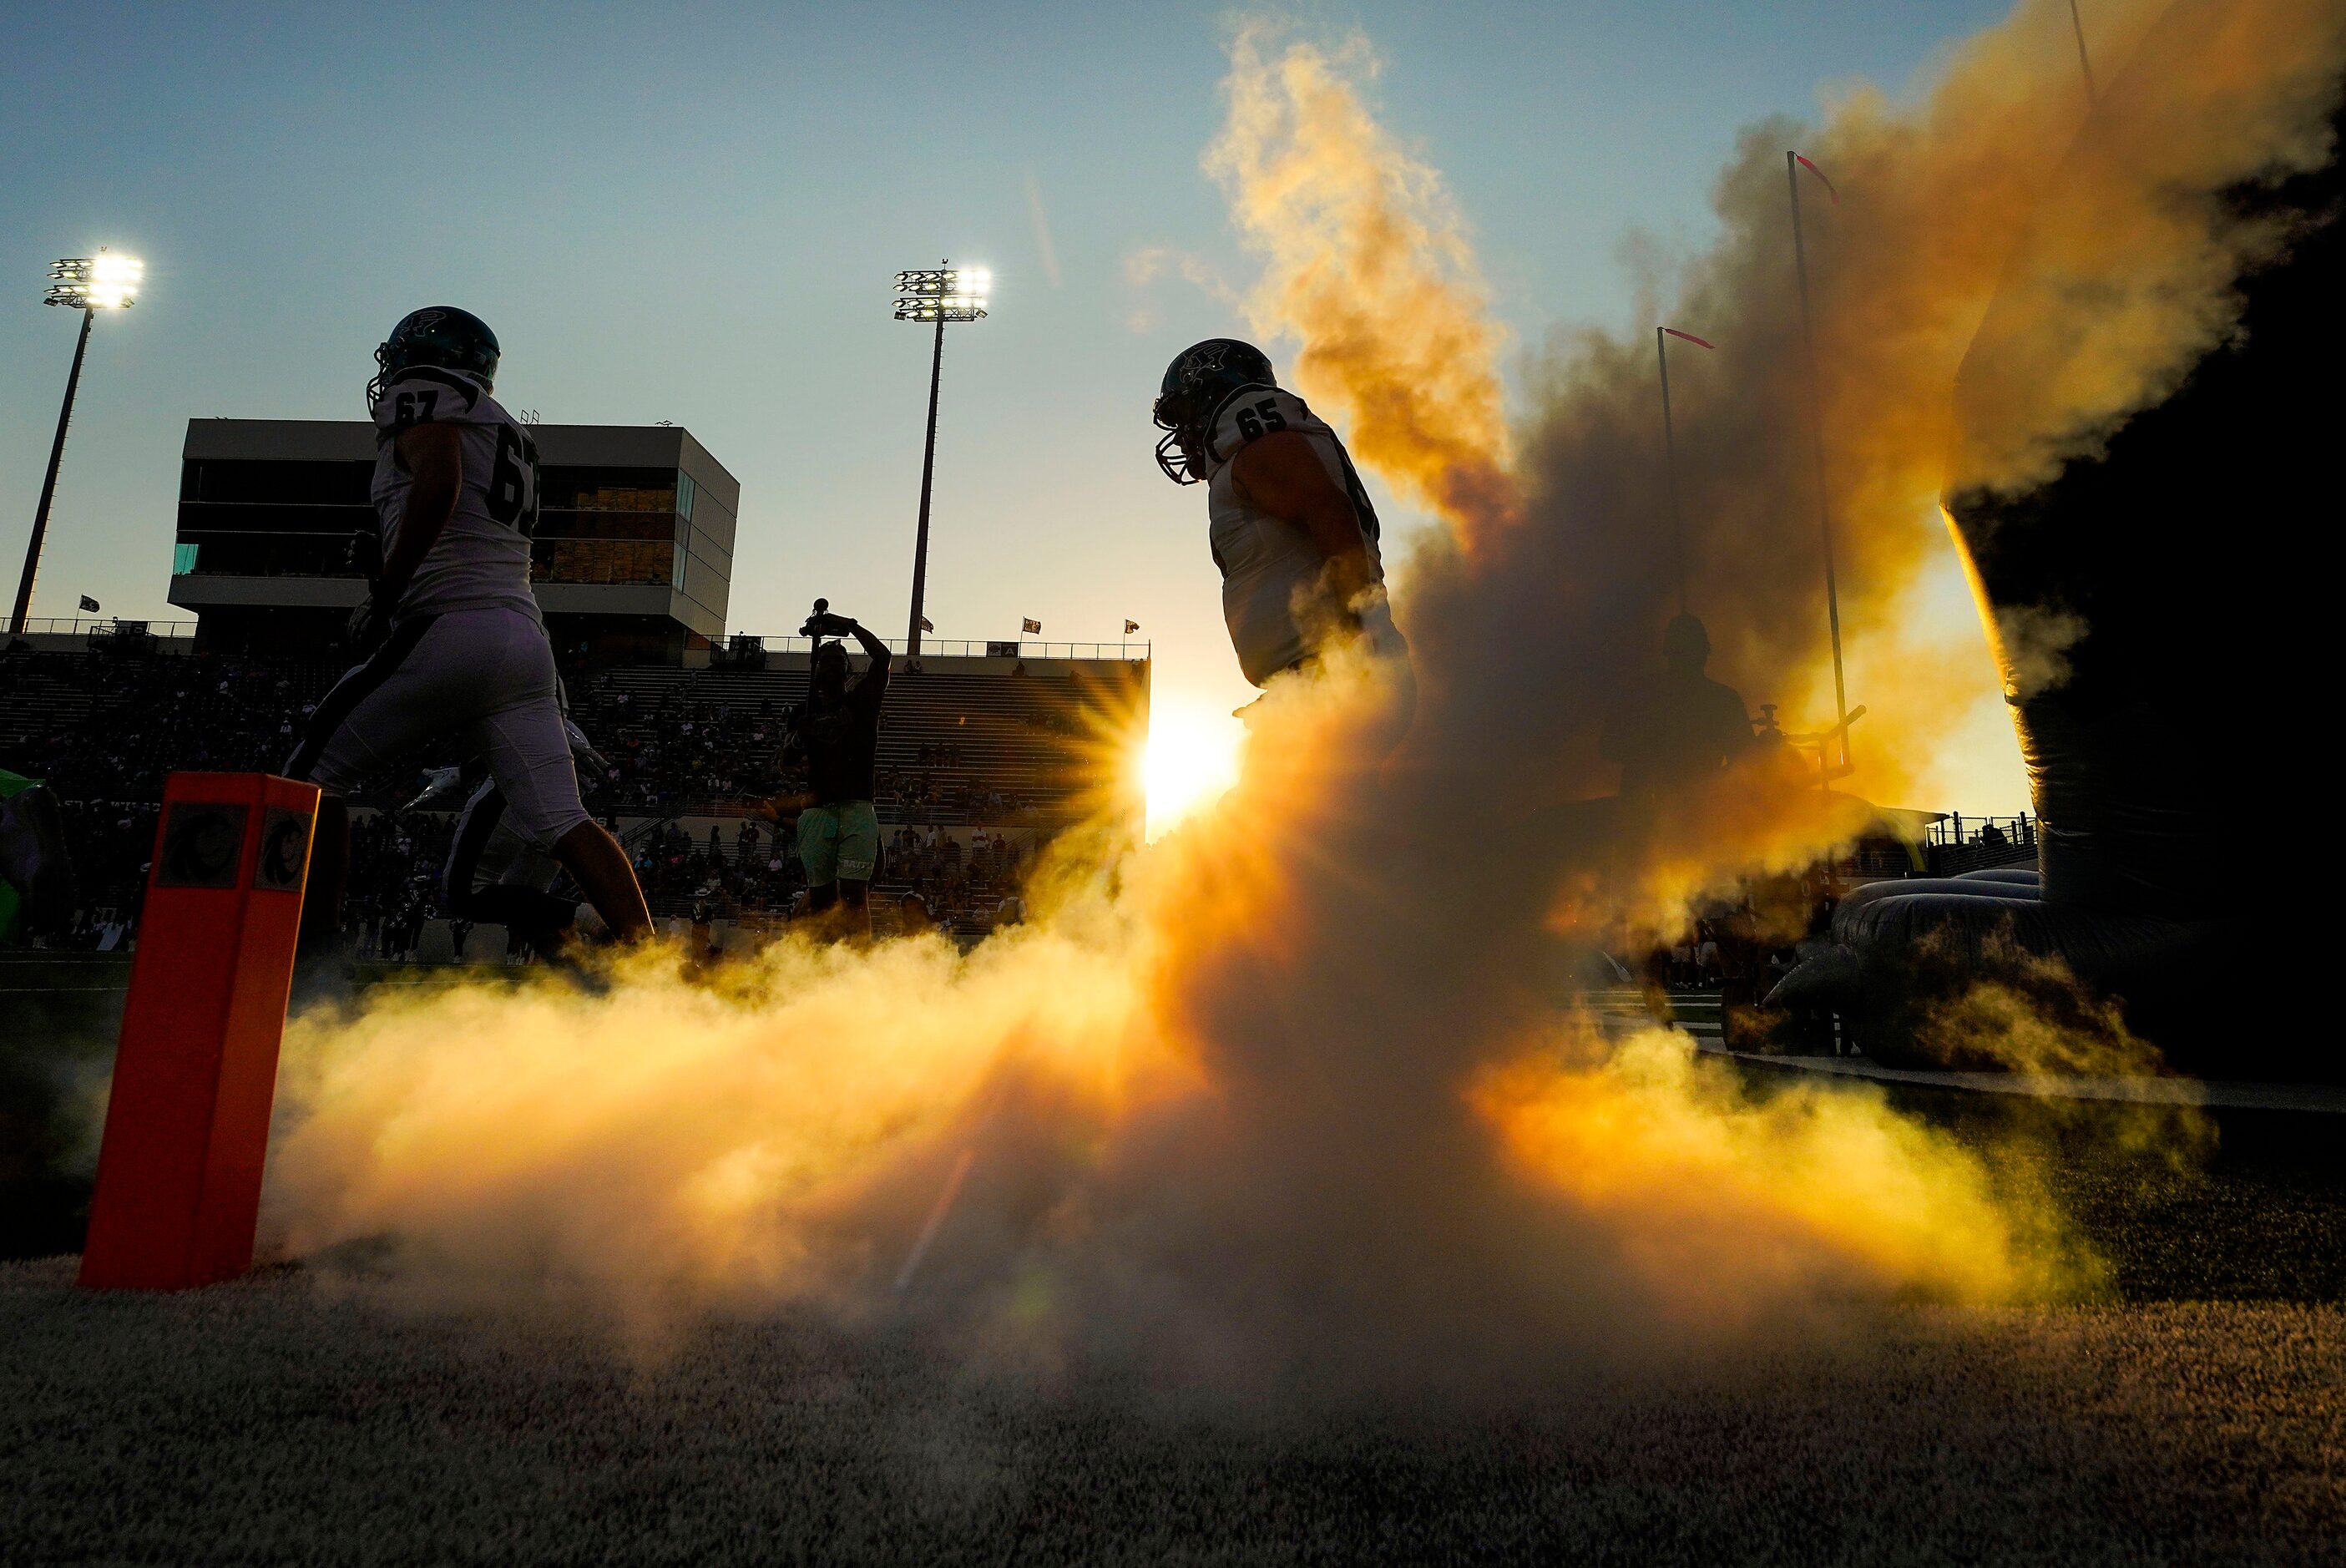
[805,610,892,683]
[843,617,892,674]
[379,422,465,609]
[1230,432,1376,607]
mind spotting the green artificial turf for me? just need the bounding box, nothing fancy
[1873,1084,2346,1305]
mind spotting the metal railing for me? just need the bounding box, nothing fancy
[1922,812,2035,850]
[9,616,197,639]
[716,635,1150,662]
[8,616,1145,660]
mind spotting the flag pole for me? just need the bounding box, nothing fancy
[2067,0,2098,109]
[1787,149,1851,776]
[1656,326,1689,618]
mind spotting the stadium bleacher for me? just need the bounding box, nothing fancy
[0,642,1145,946]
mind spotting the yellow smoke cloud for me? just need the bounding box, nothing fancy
[264,1,2343,1383]
[1208,27,1519,539]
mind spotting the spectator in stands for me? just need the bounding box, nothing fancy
[897,891,932,936]
[690,897,715,958]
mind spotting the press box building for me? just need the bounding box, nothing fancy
[169,419,738,664]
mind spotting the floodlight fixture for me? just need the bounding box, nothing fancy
[894,260,992,654]
[13,250,144,635]
[893,266,989,324]
[46,251,144,311]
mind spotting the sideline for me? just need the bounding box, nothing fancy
[1692,1039,2346,1115]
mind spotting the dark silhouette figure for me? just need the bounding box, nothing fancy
[1602,615,1752,802]
[1770,14,2344,1080]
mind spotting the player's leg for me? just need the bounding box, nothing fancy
[548,822,649,943]
[441,775,498,913]
[832,801,879,938]
[283,615,445,954]
[468,615,650,943]
[799,804,841,916]
[444,777,564,951]
[832,878,871,942]
[300,797,350,953]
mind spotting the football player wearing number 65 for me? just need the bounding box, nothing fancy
[1150,338,1410,711]
[285,307,650,969]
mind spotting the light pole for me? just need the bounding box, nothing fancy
[13,252,142,636]
[892,262,988,656]
[1785,153,1852,778]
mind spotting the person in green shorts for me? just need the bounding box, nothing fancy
[786,604,891,939]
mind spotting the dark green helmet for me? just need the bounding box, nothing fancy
[1153,338,1277,483]
[367,306,500,407]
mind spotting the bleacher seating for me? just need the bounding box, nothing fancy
[574,660,1130,827]
[2,643,1142,947]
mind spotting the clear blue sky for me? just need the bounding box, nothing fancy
[1,0,2010,771]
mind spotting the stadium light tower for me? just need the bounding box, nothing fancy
[12,251,143,636]
[893,261,988,656]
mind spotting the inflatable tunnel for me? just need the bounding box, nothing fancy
[1772,6,2342,1080]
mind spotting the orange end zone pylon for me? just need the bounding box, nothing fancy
[78,772,319,1291]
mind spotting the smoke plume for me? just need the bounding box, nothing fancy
[265,0,2343,1388]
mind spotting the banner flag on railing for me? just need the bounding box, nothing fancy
[1124,620,1140,635]
[1021,618,1042,635]
[78,595,100,613]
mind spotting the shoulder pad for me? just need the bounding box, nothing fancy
[373,368,489,435]
[1205,387,1321,470]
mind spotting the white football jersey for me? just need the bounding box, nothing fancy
[370,367,543,624]
[1192,387,1392,686]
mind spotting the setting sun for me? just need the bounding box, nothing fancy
[1142,701,1244,840]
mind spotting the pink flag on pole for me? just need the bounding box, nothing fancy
[1792,153,1838,203]
[1661,328,1716,350]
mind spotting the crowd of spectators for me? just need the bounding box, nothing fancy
[6,646,1072,948]
[342,811,456,962]
[626,817,1029,934]
[888,824,1027,932]
[589,686,798,814]
[4,648,340,804]
[40,799,161,947]
[872,766,1028,820]
[631,817,808,917]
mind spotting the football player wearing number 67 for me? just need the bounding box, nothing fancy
[1150,338,1412,729]
[285,307,652,972]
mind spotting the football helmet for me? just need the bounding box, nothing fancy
[1153,338,1277,483]
[367,306,501,407]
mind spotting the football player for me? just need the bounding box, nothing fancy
[1150,339,1408,691]
[286,307,651,960]
[409,688,618,959]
